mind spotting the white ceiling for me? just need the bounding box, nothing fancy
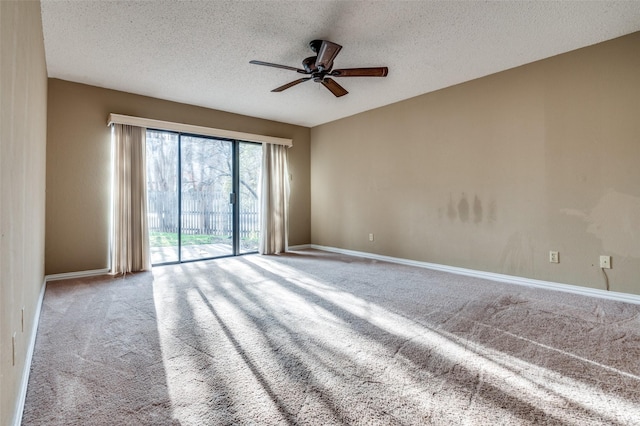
[41,1,640,128]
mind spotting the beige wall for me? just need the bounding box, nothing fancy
[0,1,48,424]
[46,79,310,275]
[311,32,640,295]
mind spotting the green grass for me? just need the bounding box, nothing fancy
[149,231,229,247]
[150,232,178,247]
[149,231,258,249]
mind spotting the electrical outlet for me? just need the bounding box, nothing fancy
[369,233,374,242]
[549,251,559,263]
[600,255,611,269]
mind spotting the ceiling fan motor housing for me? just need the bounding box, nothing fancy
[302,56,318,73]
[309,40,323,53]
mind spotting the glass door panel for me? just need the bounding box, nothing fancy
[146,131,263,265]
[146,130,180,265]
[238,142,262,253]
[180,136,233,261]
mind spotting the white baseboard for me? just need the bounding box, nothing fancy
[13,279,46,426]
[306,244,640,305]
[45,268,110,282]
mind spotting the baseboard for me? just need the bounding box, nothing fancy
[45,268,110,282]
[307,245,640,305]
[12,279,46,426]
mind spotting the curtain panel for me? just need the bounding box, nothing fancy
[111,124,151,273]
[259,144,290,254]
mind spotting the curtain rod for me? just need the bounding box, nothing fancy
[107,113,293,147]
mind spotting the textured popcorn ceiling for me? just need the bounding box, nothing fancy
[41,1,640,127]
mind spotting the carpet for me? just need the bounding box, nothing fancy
[22,249,640,425]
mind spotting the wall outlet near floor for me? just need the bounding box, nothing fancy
[600,255,611,269]
[549,251,559,263]
[369,233,374,242]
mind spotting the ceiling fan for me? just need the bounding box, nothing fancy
[250,40,388,97]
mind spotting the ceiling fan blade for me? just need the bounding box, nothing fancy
[272,77,312,92]
[315,41,342,71]
[250,60,307,74]
[321,78,348,97]
[331,67,389,77]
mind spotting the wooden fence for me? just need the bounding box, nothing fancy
[148,191,259,237]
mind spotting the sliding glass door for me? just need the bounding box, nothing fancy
[180,135,233,261]
[238,143,262,254]
[147,131,180,264]
[146,130,261,265]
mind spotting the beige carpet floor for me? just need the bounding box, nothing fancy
[22,250,640,425]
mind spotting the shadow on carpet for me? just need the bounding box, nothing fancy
[22,250,640,425]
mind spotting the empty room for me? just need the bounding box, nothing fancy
[2,1,640,425]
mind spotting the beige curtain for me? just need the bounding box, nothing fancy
[259,143,290,254]
[111,124,151,273]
